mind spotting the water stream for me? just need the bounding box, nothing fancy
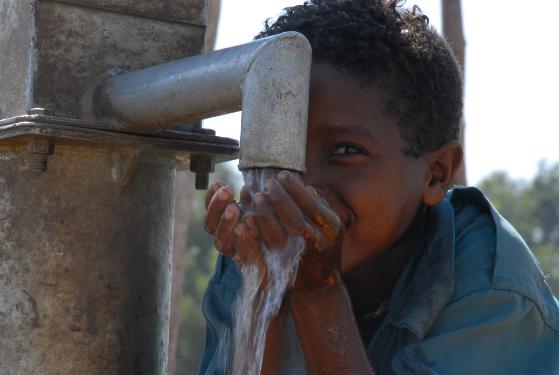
[229,167,306,375]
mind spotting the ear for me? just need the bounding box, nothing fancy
[421,141,463,206]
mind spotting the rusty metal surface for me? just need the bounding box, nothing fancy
[54,0,207,25]
[0,117,239,165]
[0,143,176,374]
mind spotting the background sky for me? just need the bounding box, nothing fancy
[204,0,559,185]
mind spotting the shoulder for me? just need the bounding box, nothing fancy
[448,187,559,331]
[390,187,559,374]
[447,188,496,301]
[393,286,559,375]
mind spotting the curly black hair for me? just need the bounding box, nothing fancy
[256,0,462,157]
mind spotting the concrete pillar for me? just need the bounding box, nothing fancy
[0,1,237,373]
[0,144,175,374]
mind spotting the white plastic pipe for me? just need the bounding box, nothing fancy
[97,32,312,172]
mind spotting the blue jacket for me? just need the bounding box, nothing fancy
[199,187,559,374]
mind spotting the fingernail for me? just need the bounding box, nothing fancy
[264,179,275,191]
[218,188,230,200]
[245,216,255,229]
[278,171,289,182]
[224,206,235,221]
[254,193,264,205]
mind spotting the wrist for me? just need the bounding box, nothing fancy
[287,276,348,327]
[288,271,344,295]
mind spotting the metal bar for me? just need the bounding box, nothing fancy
[97,31,312,172]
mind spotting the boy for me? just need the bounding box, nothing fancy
[199,0,559,373]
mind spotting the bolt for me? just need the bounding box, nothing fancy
[27,138,55,172]
[29,153,49,172]
[195,172,210,190]
[190,155,214,190]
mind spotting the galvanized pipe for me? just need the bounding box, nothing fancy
[98,31,312,173]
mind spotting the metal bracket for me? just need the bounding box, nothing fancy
[0,115,239,172]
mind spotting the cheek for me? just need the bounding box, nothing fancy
[354,193,410,247]
[348,168,423,250]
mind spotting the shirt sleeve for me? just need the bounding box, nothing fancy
[198,255,308,375]
[391,288,559,375]
[198,256,240,375]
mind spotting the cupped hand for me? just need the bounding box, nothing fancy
[260,170,344,291]
[204,170,344,292]
[204,181,266,269]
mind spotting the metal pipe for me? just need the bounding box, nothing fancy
[97,32,312,173]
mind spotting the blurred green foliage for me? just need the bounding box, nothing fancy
[172,161,559,374]
[174,163,242,375]
[480,161,559,294]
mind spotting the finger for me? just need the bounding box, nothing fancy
[262,179,308,236]
[262,180,327,252]
[252,193,288,248]
[213,203,240,256]
[205,185,235,235]
[206,181,225,209]
[277,171,340,238]
[240,185,252,206]
[304,185,328,207]
[233,220,265,269]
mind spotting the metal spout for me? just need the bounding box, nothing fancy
[96,32,312,173]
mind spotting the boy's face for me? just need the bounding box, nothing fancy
[305,65,428,273]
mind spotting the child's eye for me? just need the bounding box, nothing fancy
[332,145,366,156]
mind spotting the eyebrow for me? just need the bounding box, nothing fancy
[320,124,380,142]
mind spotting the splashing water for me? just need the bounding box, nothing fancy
[228,168,306,375]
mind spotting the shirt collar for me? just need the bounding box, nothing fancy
[386,195,456,341]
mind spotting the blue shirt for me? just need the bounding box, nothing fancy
[199,187,559,374]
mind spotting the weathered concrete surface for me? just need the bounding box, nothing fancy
[0,143,176,374]
[54,0,207,25]
[0,0,206,121]
[0,0,240,373]
[33,0,205,121]
[0,0,35,118]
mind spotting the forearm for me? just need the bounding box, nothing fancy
[287,275,376,375]
[261,301,290,375]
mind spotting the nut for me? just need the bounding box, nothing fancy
[189,155,213,173]
[27,138,55,155]
[27,138,55,172]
